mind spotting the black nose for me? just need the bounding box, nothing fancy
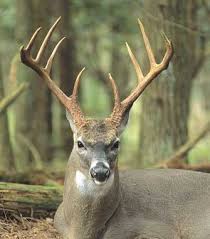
[90,162,110,182]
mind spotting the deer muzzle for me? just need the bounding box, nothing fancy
[90,161,110,184]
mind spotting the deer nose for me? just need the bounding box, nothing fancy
[90,162,110,183]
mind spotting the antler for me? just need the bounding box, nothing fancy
[20,17,173,129]
[108,19,173,126]
[20,17,86,128]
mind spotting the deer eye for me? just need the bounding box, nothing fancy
[77,140,85,149]
[111,140,120,150]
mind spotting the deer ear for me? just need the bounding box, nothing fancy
[116,106,132,136]
[66,109,78,133]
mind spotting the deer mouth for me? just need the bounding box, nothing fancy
[93,178,108,185]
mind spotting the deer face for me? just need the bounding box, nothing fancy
[67,113,126,185]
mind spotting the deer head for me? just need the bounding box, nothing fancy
[20,17,173,186]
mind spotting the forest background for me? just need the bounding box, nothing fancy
[0,0,210,176]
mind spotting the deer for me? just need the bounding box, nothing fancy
[20,17,210,239]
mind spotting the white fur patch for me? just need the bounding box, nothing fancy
[75,170,87,191]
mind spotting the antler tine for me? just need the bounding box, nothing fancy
[161,31,173,66]
[35,17,61,63]
[108,73,121,106]
[25,27,42,52]
[138,19,156,67]
[45,37,66,74]
[71,67,86,100]
[126,42,144,83]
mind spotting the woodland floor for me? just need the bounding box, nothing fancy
[0,217,61,239]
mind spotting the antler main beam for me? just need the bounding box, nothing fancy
[20,17,86,128]
[109,19,173,125]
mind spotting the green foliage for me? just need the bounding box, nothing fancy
[72,0,141,34]
[189,138,210,164]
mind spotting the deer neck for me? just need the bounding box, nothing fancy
[63,151,121,239]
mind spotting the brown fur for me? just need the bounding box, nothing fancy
[78,119,117,145]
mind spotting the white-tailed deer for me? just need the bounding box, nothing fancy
[20,17,210,239]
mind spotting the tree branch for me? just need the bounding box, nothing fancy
[156,120,210,169]
[0,83,29,115]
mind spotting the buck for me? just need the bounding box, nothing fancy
[20,17,210,239]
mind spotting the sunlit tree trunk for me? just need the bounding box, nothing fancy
[0,59,15,172]
[138,0,203,166]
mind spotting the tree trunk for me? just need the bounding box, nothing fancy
[15,0,34,171]
[30,1,53,163]
[0,182,62,218]
[0,59,15,172]
[138,0,202,166]
[55,0,76,158]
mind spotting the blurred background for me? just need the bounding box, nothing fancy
[0,0,210,179]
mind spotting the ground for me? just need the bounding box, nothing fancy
[0,217,61,239]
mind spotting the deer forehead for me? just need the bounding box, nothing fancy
[76,119,117,145]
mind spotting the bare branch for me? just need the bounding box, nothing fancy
[156,120,210,169]
[0,83,29,115]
